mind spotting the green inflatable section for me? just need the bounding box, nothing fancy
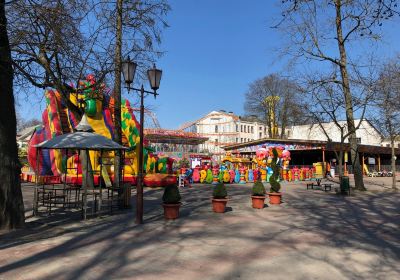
[85,99,97,117]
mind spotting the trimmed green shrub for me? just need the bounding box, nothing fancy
[269,148,281,193]
[213,183,227,199]
[252,181,266,196]
[162,185,181,204]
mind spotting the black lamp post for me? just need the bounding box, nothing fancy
[122,56,162,224]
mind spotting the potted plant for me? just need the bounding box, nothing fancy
[268,148,282,204]
[212,183,228,213]
[251,181,266,209]
[162,184,181,219]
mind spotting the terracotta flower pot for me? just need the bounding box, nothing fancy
[162,203,181,219]
[268,192,282,205]
[251,195,266,209]
[212,198,228,213]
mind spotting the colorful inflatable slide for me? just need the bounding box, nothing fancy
[27,75,175,186]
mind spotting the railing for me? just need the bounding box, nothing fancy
[144,128,208,139]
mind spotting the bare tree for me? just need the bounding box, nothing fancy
[17,118,42,132]
[276,0,399,191]
[305,75,370,178]
[0,0,25,230]
[92,0,169,189]
[8,0,169,115]
[244,74,308,138]
[1,0,169,227]
[8,0,105,119]
[372,60,400,189]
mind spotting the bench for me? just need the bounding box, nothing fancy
[306,183,314,190]
[321,183,332,192]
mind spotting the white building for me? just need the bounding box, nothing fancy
[288,119,383,146]
[381,136,400,148]
[181,111,384,156]
[180,110,269,155]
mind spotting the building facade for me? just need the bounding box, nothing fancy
[381,136,400,149]
[181,110,269,156]
[288,119,383,146]
[181,111,384,156]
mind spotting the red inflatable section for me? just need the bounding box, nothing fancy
[143,174,177,188]
[27,126,47,175]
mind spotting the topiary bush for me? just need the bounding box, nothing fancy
[252,181,266,196]
[162,184,181,204]
[213,183,227,199]
[269,148,281,193]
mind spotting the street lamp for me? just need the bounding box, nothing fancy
[122,56,162,224]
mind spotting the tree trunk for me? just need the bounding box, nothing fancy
[0,0,25,230]
[113,0,123,189]
[338,150,343,177]
[280,99,288,139]
[334,0,365,191]
[266,110,273,138]
[391,138,397,190]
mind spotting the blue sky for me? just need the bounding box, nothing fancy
[139,0,282,128]
[17,0,400,129]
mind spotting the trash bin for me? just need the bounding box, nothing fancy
[340,176,350,195]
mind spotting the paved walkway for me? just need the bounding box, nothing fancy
[0,180,399,280]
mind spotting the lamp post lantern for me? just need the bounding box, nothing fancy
[121,58,162,224]
[122,56,137,86]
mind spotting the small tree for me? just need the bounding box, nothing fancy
[213,183,227,199]
[269,148,281,193]
[252,181,266,196]
[162,185,181,204]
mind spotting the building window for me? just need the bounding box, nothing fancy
[259,132,262,138]
[356,137,361,144]
[215,125,218,133]
[241,125,243,132]
[215,139,218,143]
[259,126,262,130]
[236,124,239,132]
[251,126,254,133]
[236,138,238,143]
[244,126,246,133]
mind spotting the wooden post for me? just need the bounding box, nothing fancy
[322,148,326,176]
[33,147,39,216]
[83,149,88,220]
[378,154,381,172]
[362,153,365,175]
